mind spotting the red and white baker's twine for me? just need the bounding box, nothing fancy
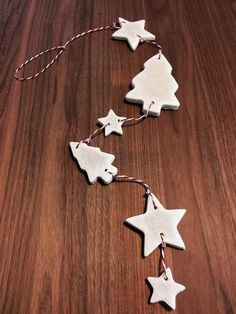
[75,123,109,147]
[14,24,116,81]
[137,35,162,59]
[119,101,154,124]
[112,174,158,209]
[14,22,162,81]
[160,233,168,280]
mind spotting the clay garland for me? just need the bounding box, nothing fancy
[15,18,186,310]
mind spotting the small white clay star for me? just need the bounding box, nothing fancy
[125,194,186,256]
[112,17,155,51]
[147,268,185,310]
[98,109,126,137]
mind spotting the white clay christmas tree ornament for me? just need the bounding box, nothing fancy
[112,17,155,51]
[126,54,180,116]
[98,109,126,136]
[70,142,118,184]
[147,268,185,310]
[125,194,186,256]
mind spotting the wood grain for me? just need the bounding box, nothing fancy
[0,0,235,313]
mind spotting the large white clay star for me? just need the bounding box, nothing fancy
[112,17,155,51]
[147,268,185,310]
[125,194,186,256]
[98,109,126,137]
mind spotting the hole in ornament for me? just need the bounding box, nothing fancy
[164,276,168,281]
[137,35,144,43]
[105,169,108,172]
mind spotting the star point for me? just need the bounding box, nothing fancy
[112,17,156,51]
[125,194,186,256]
[98,109,126,137]
[147,268,185,310]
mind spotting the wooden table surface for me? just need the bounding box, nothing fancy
[0,1,235,313]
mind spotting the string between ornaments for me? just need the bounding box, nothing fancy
[14,20,161,81]
[76,102,154,146]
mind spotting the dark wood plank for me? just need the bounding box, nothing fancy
[0,0,235,313]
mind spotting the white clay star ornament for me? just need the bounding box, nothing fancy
[98,109,126,136]
[126,54,180,116]
[112,17,155,51]
[147,267,185,310]
[125,194,186,256]
[70,142,118,184]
